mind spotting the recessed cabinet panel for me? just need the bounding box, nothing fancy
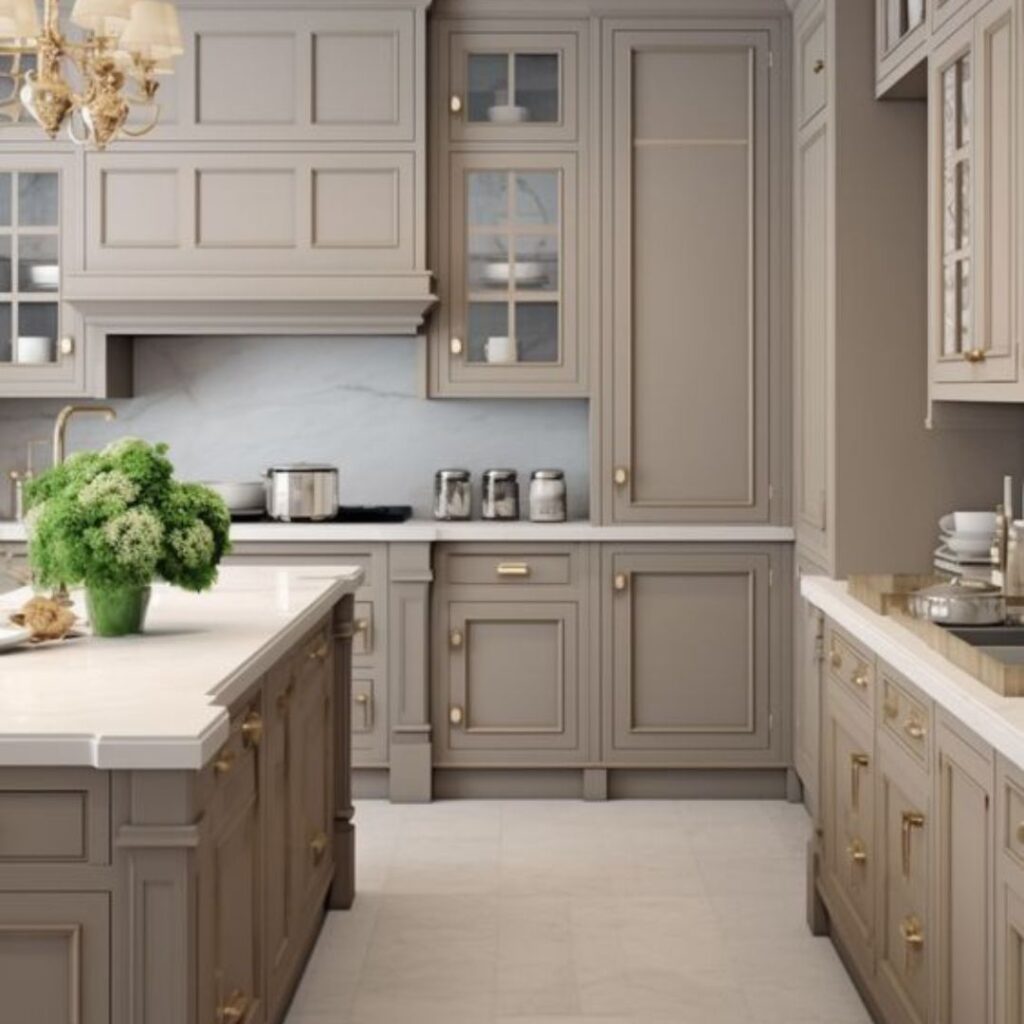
[606,549,775,761]
[196,32,297,126]
[798,9,827,125]
[86,153,415,272]
[609,29,771,521]
[0,892,110,1024]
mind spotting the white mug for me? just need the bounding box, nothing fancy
[15,336,53,364]
[485,335,516,364]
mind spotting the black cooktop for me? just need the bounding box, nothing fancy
[231,505,413,524]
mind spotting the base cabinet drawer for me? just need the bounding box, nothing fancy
[352,675,388,767]
[0,891,110,1024]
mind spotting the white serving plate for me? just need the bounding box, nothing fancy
[483,261,545,286]
[0,626,30,653]
[935,544,996,567]
[943,534,996,559]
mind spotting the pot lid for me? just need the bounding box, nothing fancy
[266,463,338,473]
[914,578,1001,599]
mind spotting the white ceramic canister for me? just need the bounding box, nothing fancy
[529,469,567,522]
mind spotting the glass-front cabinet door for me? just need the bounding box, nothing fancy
[446,153,579,391]
[447,32,578,142]
[0,153,83,396]
[930,6,1016,388]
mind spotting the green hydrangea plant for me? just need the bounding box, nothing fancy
[24,438,231,593]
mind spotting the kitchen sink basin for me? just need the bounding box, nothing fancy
[946,625,1024,665]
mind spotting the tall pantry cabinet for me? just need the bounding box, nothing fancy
[790,0,1022,808]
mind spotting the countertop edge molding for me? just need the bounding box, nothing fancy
[802,576,1024,772]
[0,521,798,544]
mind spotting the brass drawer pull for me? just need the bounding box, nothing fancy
[903,718,926,741]
[497,562,530,577]
[241,710,263,749]
[850,752,869,811]
[449,705,464,726]
[846,838,868,865]
[310,830,328,863]
[214,749,235,776]
[963,348,987,364]
[901,811,925,879]
[812,58,825,73]
[309,642,329,662]
[216,990,249,1024]
[614,572,629,592]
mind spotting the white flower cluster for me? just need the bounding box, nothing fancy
[102,508,164,572]
[78,471,139,512]
[169,521,215,569]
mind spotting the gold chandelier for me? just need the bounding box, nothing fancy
[0,0,183,148]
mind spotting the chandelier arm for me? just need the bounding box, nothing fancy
[119,102,161,138]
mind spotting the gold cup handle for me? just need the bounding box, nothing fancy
[963,348,988,364]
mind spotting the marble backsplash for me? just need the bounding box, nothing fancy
[0,335,590,519]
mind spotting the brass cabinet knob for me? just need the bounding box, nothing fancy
[354,618,369,634]
[449,705,464,725]
[963,348,987,363]
[614,572,629,592]
[58,335,75,357]
[213,749,235,776]
[613,466,629,487]
[852,668,869,689]
[812,58,825,73]
[829,649,842,669]
[450,628,464,648]
[241,710,263,749]
[310,830,329,863]
[309,642,329,662]
[355,693,370,705]
[903,718,926,741]
[216,990,249,1024]
[450,94,463,113]
[450,336,464,356]
[846,838,868,865]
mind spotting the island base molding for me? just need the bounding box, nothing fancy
[0,595,357,1024]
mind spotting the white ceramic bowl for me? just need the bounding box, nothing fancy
[482,261,544,285]
[487,104,528,124]
[944,534,996,558]
[27,264,59,290]
[14,336,53,364]
[202,480,266,513]
[946,511,998,534]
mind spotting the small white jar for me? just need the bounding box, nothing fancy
[529,470,567,522]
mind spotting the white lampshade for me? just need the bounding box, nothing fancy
[71,0,133,36]
[120,0,182,58]
[0,0,40,43]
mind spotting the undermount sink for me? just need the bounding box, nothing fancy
[945,625,1024,665]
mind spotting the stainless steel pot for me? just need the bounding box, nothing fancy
[264,464,338,522]
[907,579,1006,625]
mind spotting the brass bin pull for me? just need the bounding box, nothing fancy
[963,348,988,364]
[311,831,329,863]
[216,990,249,1024]
[497,562,530,577]
[241,710,263,749]
[901,811,925,879]
[850,753,869,811]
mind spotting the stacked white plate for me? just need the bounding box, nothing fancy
[935,511,998,579]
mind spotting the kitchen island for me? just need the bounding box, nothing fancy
[0,564,363,1024]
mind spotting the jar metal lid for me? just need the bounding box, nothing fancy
[483,469,517,480]
[531,469,565,480]
[266,463,337,473]
[436,468,471,480]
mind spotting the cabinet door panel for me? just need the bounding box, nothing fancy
[798,7,827,125]
[609,29,771,521]
[794,575,823,812]
[998,880,1024,1024]
[439,600,582,762]
[607,550,774,760]
[0,892,109,1024]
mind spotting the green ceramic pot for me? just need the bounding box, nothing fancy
[85,583,152,637]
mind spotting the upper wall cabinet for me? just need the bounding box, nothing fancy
[428,18,589,398]
[600,21,780,523]
[928,0,1019,402]
[876,0,929,95]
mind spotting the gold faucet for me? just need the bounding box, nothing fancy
[52,404,117,467]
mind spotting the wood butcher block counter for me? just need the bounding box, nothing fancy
[0,565,363,1024]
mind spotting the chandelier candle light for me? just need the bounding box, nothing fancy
[0,0,183,148]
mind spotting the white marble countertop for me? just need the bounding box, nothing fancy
[0,565,363,770]
[803,576,1024,771]
[0,519,796,544]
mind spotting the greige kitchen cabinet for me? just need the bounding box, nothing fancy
[602,546,785,767]
[599,21,780,524]
[792,0,1016,577]
[820,662,876,980]
[928,0,1019,398]
[995,756,1024,1024]
[934,711,994,1024]
[432,543,591,766]
[428,16,589,397]
[795,557,827,814]
[876,0,929,96]
[0,891,110,1024]
[0,152,125,398]
[875,687,932,1024]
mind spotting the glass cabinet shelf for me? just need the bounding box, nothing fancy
[0,169,63,367]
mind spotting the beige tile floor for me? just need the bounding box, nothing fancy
[285,799,872,1024]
